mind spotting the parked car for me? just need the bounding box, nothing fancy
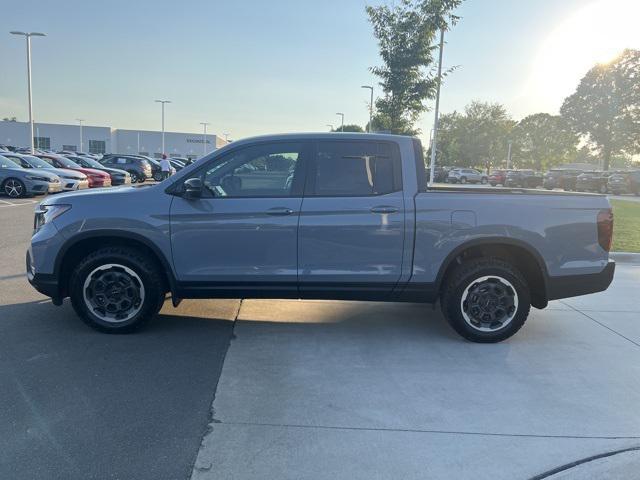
[2,152,90,191]
[543,169,582,191]
[575,171,612,194]
[488,169,512,186]
[35,153,111,188]
[66,155,132,186]
[0,154,62,197]
[607,170,640,195]
[169,159,186,171]
[504,170,543,188]
[27,133,615,343]
[99,155,153,183]
[447,168,488,184]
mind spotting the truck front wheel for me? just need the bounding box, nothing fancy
[441,258,531,342]
[69,246,166,333]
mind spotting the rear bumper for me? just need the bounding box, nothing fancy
[547,261,615,301]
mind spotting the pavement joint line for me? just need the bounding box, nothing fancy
[187,299,243,476]
[560,300,640,348]
[216,420,640,441]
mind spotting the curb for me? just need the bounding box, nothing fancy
[610,252,640,265]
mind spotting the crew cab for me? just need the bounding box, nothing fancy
[27,133,615,343]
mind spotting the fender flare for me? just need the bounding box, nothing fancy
[54,229,177,295]
[434,237,549,303]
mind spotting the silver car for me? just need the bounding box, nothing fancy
[3,153,90,191]
[0,154,62,198]
[447,168,488,184]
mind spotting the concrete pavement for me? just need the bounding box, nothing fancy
[191,267,640,480]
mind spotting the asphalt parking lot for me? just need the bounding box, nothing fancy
[2,195,640,479]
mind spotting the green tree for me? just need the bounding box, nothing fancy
[560,49,640,171]
[366,0,463,135]
[435,101,514,169]
[510,113,578,170]
[330,124,364,132]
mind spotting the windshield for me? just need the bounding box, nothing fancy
[54,156,81,168]
[0,155,21,169]
[74,156,103,169]
[22,155,54,169]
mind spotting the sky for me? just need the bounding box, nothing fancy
[1,0,638,143]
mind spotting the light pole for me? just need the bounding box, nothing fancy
[361,85,373,133]
[224,133,230,143]
[76,118,84,152]
[429,28,445,186]
[326,124,334,132]
[10,31,46,154]
[506,141,512,169]
[154,99,171,154]
[200,122,210,156]
[336,112,344,132]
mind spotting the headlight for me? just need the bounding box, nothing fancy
[26,175,49,181]
[34,204,71,233]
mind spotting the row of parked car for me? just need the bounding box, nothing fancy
[434,166,639,195]
[0,146,195,198]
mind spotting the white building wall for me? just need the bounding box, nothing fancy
[0,121,226,159]
[0,121,112,153]
[112,129,223,159]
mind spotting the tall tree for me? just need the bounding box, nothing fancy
[435,101,514,168]
[511,113,578,170]
[560,49,640,171]
[366,0,462,135]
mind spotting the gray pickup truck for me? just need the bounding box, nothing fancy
[27,133,615,342]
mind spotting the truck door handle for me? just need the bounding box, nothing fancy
[266,207,294,216]
[370,206,398,214]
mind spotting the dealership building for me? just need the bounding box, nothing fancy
[0,120,228,160]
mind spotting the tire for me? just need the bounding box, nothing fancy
[69,246,166,333]
[460,177,467,184]
[153,172,163,182]
[481,177,488,185]
[490,182,497,187]
[440,257,531,343]
[3,178,27,198]
[128,171,140,183]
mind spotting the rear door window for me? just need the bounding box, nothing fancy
[308,141,401,196]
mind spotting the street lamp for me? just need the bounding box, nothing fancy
[429,28,445,186]
[200,122,210,156]
[223,132,230,143]
[326,124,334,132]
[154,99,171,154]
[361,85,373,133]
[335,112,344,132]
[10,31,46,154]
[76,118,84,152]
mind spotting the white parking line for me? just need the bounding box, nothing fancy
[0,198,37,207]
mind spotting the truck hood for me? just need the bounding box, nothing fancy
[42,184,155,205]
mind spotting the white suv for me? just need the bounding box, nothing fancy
[447,168,488,184]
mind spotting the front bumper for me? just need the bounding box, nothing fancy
[26,251,62,303]
[48,182,63,193]
[547,260,615,301]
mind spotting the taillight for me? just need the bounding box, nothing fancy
[597,209,614,251]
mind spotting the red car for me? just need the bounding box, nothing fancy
[36,154,111,188]
[489,169,511,186]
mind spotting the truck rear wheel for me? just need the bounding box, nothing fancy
[441,258,531,342]
[69,246,166,333]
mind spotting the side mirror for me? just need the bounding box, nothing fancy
[183,177,203,200]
